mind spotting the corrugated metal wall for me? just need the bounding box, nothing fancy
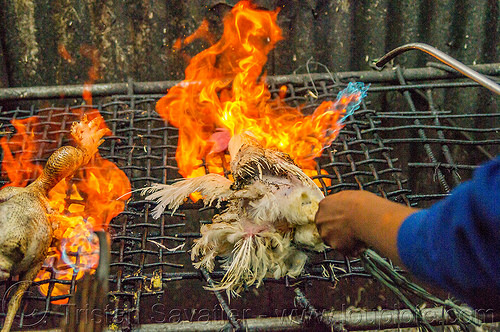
[0,0,498,88]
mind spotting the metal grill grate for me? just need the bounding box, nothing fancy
[0,64,498,331]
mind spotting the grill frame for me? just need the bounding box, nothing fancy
[0,63,499,331]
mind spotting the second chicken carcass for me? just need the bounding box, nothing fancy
[143,132,327,296]
[0,116,108,332]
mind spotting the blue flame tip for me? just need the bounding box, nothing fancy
[336,82,369,124]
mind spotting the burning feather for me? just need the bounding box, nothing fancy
[143,1,480,329]
[143,131,328,296]
[143,0,368,298]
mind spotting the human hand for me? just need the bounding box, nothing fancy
[315,190,418,262]
[314,190,366,255]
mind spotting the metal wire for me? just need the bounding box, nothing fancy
[0,68,498,331]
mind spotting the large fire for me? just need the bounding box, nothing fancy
[157,0,367,189]
[0,117,42,187]
[0,112,131,304]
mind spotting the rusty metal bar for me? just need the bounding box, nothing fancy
[2,66,498,331]
[127,306,494,331]
[0,64,498,101]
[395,66,451,193]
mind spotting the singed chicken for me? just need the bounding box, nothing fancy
[0,116,108,332]
[143,133,326,296]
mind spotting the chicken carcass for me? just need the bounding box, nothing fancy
[0,116,108,332]
[143,133,327,296]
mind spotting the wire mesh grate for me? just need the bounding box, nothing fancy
[0,67,498,330]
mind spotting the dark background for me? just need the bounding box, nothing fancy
[0,0,498,88]
[0,1,498,330]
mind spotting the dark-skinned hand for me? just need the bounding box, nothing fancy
[315,190,418,265]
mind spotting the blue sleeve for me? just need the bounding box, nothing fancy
[397,156,500,309]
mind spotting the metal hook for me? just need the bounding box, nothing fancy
[374,43,500,95]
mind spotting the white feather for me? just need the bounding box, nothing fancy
[141,173,232,219]
[193,220,304,296]
[242,175,324,226]
[141,132,328,296]
[294,223,327,251]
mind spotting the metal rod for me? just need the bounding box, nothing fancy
[426,89,462,186]
[11,312,499,332]
[200,269,241,330]
[445,118,495,160]
[375,43,500,95]
[95,231,111,285]
[293,288,346,331]
[0,64,498,100]
[395,66,451,193]
[126,306,495,332]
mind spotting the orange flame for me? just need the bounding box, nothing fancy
[174,19,216,52]
[80,45,100,105]
[278,85,288,99]
[0,117,42,188]
[37,150,130,304]
[57,44,74,64]
[1,114,130,304]
[157,1,282,178]
[156,1,364,188]
[0,41,130,304]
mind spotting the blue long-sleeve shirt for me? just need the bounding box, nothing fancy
[397,157,500,309]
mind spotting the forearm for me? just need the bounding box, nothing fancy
[349,191,418,265]
[315,157,500,309]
